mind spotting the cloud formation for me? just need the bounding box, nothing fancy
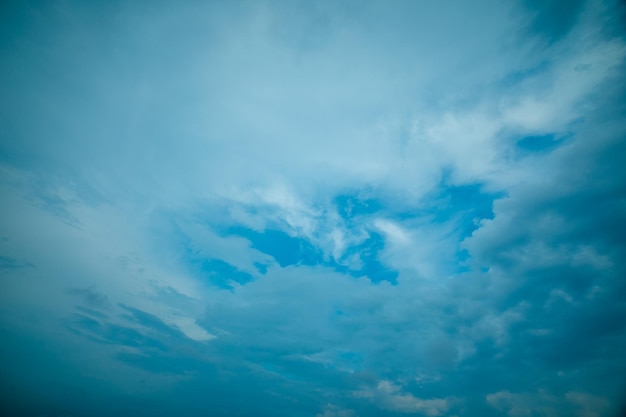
[1,0,625,416]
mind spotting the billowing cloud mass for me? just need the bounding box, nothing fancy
[1,0,625,416]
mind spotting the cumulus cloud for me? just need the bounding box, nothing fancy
[357,380,450,416]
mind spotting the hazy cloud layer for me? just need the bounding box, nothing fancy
[1,0,625,416]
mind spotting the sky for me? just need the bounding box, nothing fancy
[1,0,626,416]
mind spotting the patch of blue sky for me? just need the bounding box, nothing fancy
[430,183,506,272]
[183,167,564,292]
[225,223,399,285]
[334,231,399,284]
[196,258,254,290]
[332,185,502,279]
[432,183,504,238]
[514,132,570,155]
[335,182,502,239]
[390,181,505,241]
[170,224,255,290]
[226,226,324,269]
[253,261,268,274]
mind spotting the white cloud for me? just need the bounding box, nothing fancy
[374,219,410,245]
[566,391,611,417]
[357,380,450,416]
[486,390,611,417]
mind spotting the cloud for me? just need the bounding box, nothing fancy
[0,254,34,269]
[66,287,111,309]
[1,0,625,416]
[316,404,355,417]
[486,390,612,417]
[357,380,450,416]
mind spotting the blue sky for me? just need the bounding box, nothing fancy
[1,0,626,416]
